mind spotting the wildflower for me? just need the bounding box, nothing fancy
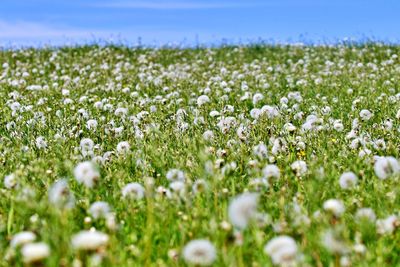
[252,93,264,105]
[166,169,185,182]
[89,201,111,219]
[228,193,259,229]
[116,141,130,155]
[374,156,400,179]
[321,230,349,254]
[338,172,358,189]
[21,242,50,263]
[197,95,210,106]
[359,109,373,121]
[48,179,75,209]
[74,161,100,188]
[192,179,208,194]
[182,239,216,266]
[264,235,298,266]
[323,199,345,217]
[253,143,268,159]
[376,215,398,235]
[86,119,98,130]
[122,182,145,200]
[4,173,17,189]
[202,130,214,141]
[263,164,280,181]
[355,208,376,222]
[80,138,94,157]
[291,160,307,176]
[11,231,36,248]
[71,231,109,250]
[35,136,47,149]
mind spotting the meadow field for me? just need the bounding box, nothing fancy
[1,44,400,266]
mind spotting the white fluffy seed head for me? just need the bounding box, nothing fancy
[264,235,298,266]
[74,161,100,188]
[323,199,345,217]
[355,208,376,222]
[21,242,50,263]
[10,231,36,248]
[339,172,358,189]
[291,160,308,176]
[263,164,280,180]
[376,215,398,235]
[48,179,75,209]
[359,109,373,121]
[182,239,216,266]
[197,95,210,107]
[116,141,130,155]
[88,201,111,219]
[228,193,259,229]
[122,182,145,200]
[4,173,17,189]
[71,231,109,250]
[166,169,185,182]
[374,156,400,180]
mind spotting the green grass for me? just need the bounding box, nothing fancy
[0,44,400,266]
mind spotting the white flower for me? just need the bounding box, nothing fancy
[21,242,50,263]
[71,230,109,250]
[4,173,17,189]
[48,179,75,209]
[252,93,264,105]
[261,105,280,118]
[11,231,36,248]
[35,136,47,149]
[321,230,349,254]
[263,164,280,180]
[374,156,400,179]
[228,193,259,229]
[376,215,398,235]
[192,179,208,194]
[264,235,298,266]
[169,180,186,194]
[182,239,216,266]
[197,95,210,106]
[86,119,98,130]
[339,172,358,189]
[253,143,268,159]
[202,130,214,141]
[116,141,130,155]
[359,109,373,121]
[80,138,94,157]
[122,182,145,200]
[166,169,185,182]
[74,161,100,188]
[355,208,376,222]
[89,201,111,219]
[323,199,345,217]
[291,160,307,176]
[333,121,344,132]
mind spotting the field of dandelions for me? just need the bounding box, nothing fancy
[1,44,400,266]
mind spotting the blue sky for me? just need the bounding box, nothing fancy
[0,0,399,46]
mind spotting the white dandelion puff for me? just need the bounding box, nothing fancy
[21,242,50,263]
[74,161,100,188]
[182,239,216,266]
[264,235,298,266]
[338,172,358,189]
[122,182,145,200]
[228,193,259,229]
[71,231,109,250]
